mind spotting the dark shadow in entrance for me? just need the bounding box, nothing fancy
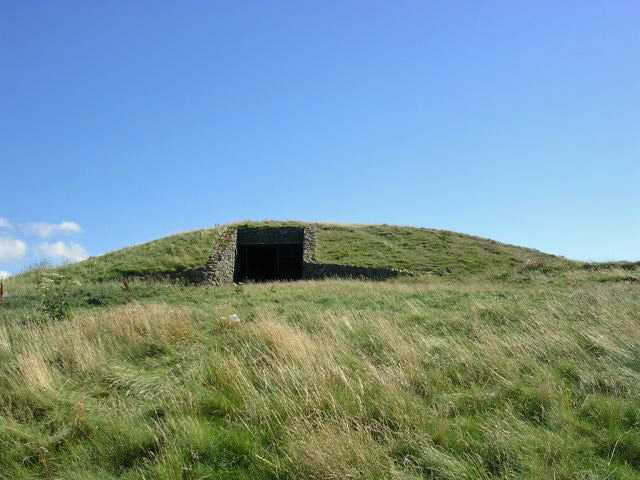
[237,244,303,282]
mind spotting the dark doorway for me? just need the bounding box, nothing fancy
[237,243,303,282]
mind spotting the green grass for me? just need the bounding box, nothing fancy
[54,227,223,282]
[314,223,571,275]
[1,269,640,479]
[1,222,639,478]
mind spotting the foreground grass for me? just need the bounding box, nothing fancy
[1,275,639,479]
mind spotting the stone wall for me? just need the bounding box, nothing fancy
[204,227,237,286]
[303,262,401,281]
[237,227,304,245]
[302,225,317,264]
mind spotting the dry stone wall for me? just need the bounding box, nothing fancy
[237,227,305,245]
[302,262,400,280]
[204,227,237,285]
[303,225,317,264]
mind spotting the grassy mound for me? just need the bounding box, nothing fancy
[54,221,573,282]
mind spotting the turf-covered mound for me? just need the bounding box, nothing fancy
[54,221,572,282]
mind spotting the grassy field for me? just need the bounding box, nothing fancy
[1,223,639,479]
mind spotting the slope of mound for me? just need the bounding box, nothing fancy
[58,227,222,281]
[315,223,568,275]
[54,221,572,282]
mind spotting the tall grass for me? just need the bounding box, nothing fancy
[0,277,639,479]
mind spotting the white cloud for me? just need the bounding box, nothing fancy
[27,221,82,238]
[0,271,10,279]
[0,218,12,229]
[0,237,27,261]
[38,241,89,263]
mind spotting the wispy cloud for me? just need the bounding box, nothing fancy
[26,221,82,238]
[0,218,12,229]
[37,241,88,263]
[0,237,27,261]
[0,271,10,279]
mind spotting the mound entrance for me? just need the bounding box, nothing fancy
[204,224,398,285]
[236,227,304,282]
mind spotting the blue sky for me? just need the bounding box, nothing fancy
[1,1,638,276]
